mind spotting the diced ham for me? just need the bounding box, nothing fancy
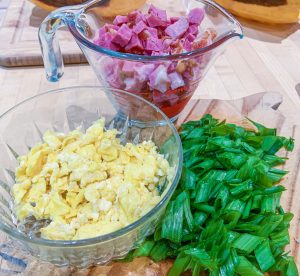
[157,28,165,38]
[148,4,167,21]
[146,14,166,28]
[111,24,132,47]
[125,33,143,53]
[104,24,119,32]
[98,26,106,37]
[95,5,212,56]
[149,65,170,93]
[102,58,124,89]
[170,17,180,23]
[169,72,185,89]
[165,17,189,39]
[113,15,128,25]
[186,33,196,42]
[133,21,147,34]
[104,24,118,30]
[135,64,156,82]
[124,77,145,91]
[187,24,199,36]
[144,27,158,38]
[167,62,177,73]
[102,57,115,76]
[95,4,216,100]
[123,63,156,91]
[188,8,205,24]
[122,61,140,77]
[145,37,163,52]
[162,38,172,52]
[183,39,192,51]
[128,10,146,23]
[153,90,179,106]
[95,32,120,51]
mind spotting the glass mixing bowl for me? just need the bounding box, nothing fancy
[39,0,243,120]
[0,86,182,267]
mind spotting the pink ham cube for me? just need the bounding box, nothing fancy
[183,39,192,51]
[128,10,146,23]
[135,64,156,82]
[113,15,128,25]
[98,26,106,37]
[187,24,199,36]
[143,27,158,38]
[188,8,205,24]
[103,58,124,89]
[124,77,144,91]
[95,32,120,51]
[169,72,185,89]
[165,17,189,39]
[186,33,196,42]
[148,4,167,22]
[149,65,170,93]
[111,24,132,47]
[104,24,119,32]
[125,33,143,52]
[145,37,163,52]
[170,17,180,23]
[122,61,141,77]
[146,14,167,28]
[133,21,147,34]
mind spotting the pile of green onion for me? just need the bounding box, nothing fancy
[128,114,298,276]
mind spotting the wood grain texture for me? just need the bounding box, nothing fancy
[215,0,300,24]
[0,92,298,275]
[0,0,87,67]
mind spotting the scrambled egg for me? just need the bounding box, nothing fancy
[12,119,172,240]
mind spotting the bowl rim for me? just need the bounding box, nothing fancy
[67,0,243,61]
[0,85,183,247]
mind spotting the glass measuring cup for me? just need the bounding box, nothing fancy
[39,0,243,120]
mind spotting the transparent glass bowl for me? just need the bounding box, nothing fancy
[0,86,182,267]
[39,0,243,120]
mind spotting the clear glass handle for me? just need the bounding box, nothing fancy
[38,8,75,82]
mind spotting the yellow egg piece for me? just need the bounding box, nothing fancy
[74,221,123,240]
[26,150,45,177]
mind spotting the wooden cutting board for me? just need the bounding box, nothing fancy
[214,0,300,24]
[0,92,299,275]
[0,0,86,67]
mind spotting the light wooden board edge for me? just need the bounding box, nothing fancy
[214,0,300,24]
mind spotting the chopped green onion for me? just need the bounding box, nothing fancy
[254,240,275,271]
[168,253,191,276]
[232,234,263,254]
[161,200,183,243]
[132,240,155,258]
[235,256,264,276]
[184,248,217,270]
[150,242,172,262]
[128,115,297,276]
